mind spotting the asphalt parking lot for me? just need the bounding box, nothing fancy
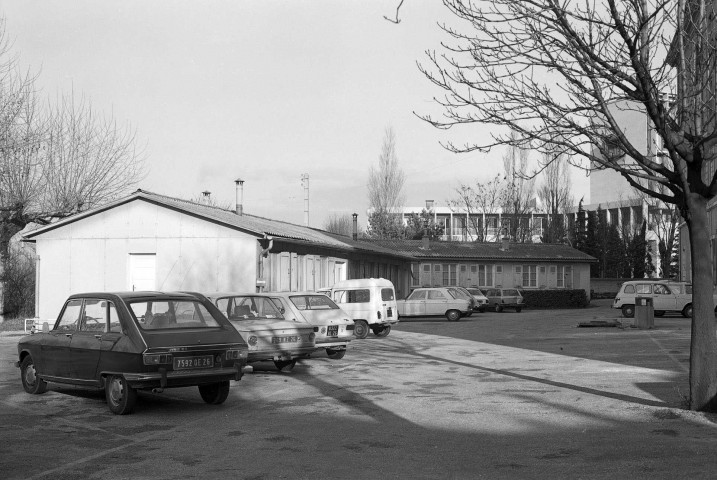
[1,300,716,480]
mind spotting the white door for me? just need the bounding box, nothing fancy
[129,254,156,291]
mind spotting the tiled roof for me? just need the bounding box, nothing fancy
[364,239,597,263]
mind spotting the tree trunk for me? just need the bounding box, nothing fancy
[0,223,20,321]
[685,194,717,411]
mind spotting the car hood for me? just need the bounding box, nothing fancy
[140,327,245,348]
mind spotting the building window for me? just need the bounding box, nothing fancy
[557,265,573,288]
[515,266,522,273]
[423,264,431,272]
[442,264,457,286]
[470,265,477,273]
[523,265,537,287]
[478,265,493,287]
[496,265,503,273]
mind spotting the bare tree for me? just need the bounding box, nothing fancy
[501,136,536,242]
[537,151,574,243]
[448,174,505,241]
[323,213,355,237]
[367,126,406,238]
[0,22,144,318]
[418,0,717,410]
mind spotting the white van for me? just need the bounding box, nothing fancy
[329,278,399,339]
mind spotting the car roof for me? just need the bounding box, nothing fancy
[331,278,395,288]
[67,291,200,301]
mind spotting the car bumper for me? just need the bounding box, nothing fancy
[120,364,251,389]
[247,346,315,363]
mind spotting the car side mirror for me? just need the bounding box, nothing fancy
[42,322,49,333]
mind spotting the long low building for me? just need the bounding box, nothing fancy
[22,190,596,319]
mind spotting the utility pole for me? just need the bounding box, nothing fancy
[301,173,310,227]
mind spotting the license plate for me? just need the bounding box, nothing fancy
[387,308,393,318]
[327,325,338,337]
[174,355,214,370]
[272,335,301,344]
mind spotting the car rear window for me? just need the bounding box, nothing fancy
[381,288,395,301]
[290,295,340,310]
[217,296,285,320]
[333,289,370,304]
[129,300,221,330]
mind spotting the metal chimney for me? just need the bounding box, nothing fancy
[234,179,244,215]
[202,191,211,204]
[352,213,358,240]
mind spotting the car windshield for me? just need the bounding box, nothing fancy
[467,288,484,296]
[289,295,340,310]
[129,299,221,330]
[216,296,285,320]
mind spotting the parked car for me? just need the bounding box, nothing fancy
[202,292,317,371]
[447,286,477,315]
[484,288,525,312]
[16,292,251,415]
[612,280,714,318]
[329,278,400,339]
[466,287,488,313]
[397,287,472,321]
[264,292,355,360]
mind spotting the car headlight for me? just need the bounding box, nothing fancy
[248,336,258,346]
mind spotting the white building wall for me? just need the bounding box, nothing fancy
[32,201,257,319]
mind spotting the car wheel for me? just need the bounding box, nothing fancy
[621,304,635,318]
[682,304,693,318]
[20,356,47,395]
[274,359,297,371]
[326,348,346,360]
[654,310,665,317]
[445,309,461,322]
[516,307,522,313]
[105,375,137,415]
[353,320,369,339]
[372,325,391,338]
[495,304,503,313]
[198,380,231,404]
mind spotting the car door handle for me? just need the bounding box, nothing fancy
[94,335,102,340]
[65,334,73,338]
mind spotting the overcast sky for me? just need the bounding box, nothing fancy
[0,1,589,229]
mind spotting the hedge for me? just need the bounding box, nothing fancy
[518,289,589,309]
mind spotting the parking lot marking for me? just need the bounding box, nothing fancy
[648,334,689,374]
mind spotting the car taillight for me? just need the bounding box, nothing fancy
[225,349,242,360]
[309,332,316,341]
[143,353,172,365]
[377,311,382,320]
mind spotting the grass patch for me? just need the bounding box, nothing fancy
[0,316,25,332]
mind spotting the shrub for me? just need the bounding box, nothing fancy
[519,289,589,309]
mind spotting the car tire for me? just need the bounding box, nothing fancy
[274,359,297,371]
[105,375,137,415]
[495,304,503,313]
[654,310,665,317]
[682,304,693,318]
[198,380,231,404]
[621,304,635,318]
[516,307,522,313]
[372,325,391,338]
[354,320,369,339]
[326,348,346,360]
[446,310,461,322]
[20,356,47,395]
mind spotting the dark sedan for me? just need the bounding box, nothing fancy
[16,292,251,415]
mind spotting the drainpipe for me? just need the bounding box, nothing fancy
[352,213,358,240]
[257,234,273,292]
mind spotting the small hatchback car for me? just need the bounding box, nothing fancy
[203,292,317,371]
[484,288,525,312]
[266,292,355,360]
[16,292,250,415]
